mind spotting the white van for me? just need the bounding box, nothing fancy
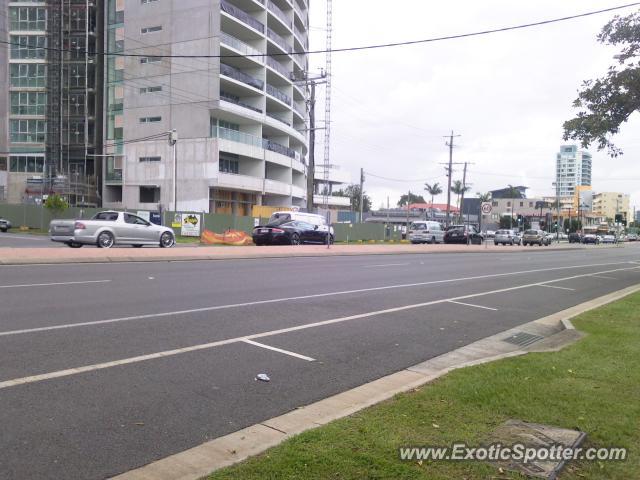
[408,221,444,244]
[268,211,334,235]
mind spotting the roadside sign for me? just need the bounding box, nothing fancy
[171,213,182,228]
[181,213,201,237]
[481,202,492,215]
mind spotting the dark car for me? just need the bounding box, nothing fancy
[568,233,582,243]
[0,217,12,232]
[443,225,483,245]
[253,220,333,246]
[582,234,600,244]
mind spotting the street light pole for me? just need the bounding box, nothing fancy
[169,129,178,212]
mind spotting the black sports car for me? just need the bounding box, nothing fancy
[253,220,333,245]
[443,225,483,245]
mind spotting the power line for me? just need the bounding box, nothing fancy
[364,171,446,183]
[2,3,638,59]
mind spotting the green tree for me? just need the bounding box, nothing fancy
[332,184,371,213]
[563,12,640,156]
[44,194,68,216]
[397,192,426,207]
[424,182,443,206]
[451,180,470,222]
[563,218,583,233]
[476,192,491,203]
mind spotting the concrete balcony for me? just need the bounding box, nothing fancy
[215,172,264,192]
[291,184,305,198]
[264,178,291,196]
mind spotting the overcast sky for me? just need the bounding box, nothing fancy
[308,1,640,211]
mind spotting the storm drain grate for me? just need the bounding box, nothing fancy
[503,331,545,347]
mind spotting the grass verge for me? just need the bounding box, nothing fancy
[209,292,640,479]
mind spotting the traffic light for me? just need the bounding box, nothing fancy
[615,213,623,224]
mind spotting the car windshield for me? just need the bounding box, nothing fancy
[524,230,537,235]
[268,213,291,224]
[411,223,427,230]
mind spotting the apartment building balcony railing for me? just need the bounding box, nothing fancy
[220,31,263,58]
[213,126,300,161]
[267,1,292,28]
[293,24,307,45]
[293,0,305,21]
[266,83,291,105]
[220,63,264,90]
[105,169,122,183]
[266,56,290,78]
[267,27,290,52]
[292,102,305,118]
[220,90,263,113]
[220,0,265,33]
[266,111,291,126]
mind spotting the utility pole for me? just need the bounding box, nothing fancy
[442,131,461,227]
[359,167,364,223]
[307,81,316,212]
[169,129,178,212]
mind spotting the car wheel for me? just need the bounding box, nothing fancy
[67,242,83,248]
[329,234,335,245]
[159,232,175,248]
[0,227,6,233]
[290,233,301,245]
[133,245,143,248]
[97,231,115,249]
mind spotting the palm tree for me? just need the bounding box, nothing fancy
[424,182,443,219]
[451,180,470,223]
[476,192,491,203]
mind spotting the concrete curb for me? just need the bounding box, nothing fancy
[0,245,588,266]
[109,283,640,480]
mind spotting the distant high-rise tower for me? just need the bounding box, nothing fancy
[555,145,592,197]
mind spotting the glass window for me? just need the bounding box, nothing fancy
[10,120,46,143]
[10,35,46,59]
[139,186,160,203]
[8,155,44,172]
[219,154,239,174]
[10,63,46,87]
[10,92,47,115]
[9,7,47,31]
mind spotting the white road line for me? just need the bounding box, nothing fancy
[536,284,576,291]
[241,339,315,362]
[0,265,637,391]
[448,300,498,311]
[364,263,411,268]
[590,275,616,280]
[0,261,634,338]
[0,280,110,289]
[0,234,47,242]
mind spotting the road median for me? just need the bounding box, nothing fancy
[0,242,587,265]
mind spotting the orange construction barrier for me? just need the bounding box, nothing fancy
[201,229,253,246]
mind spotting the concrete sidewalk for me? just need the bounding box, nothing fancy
[0,242,584,265]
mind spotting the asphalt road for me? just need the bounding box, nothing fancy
[0,231,63,248]
[0,245,639,479]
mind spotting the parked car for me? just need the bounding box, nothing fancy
[582,234,600,245]
[0,217,12,232]
[522,229,551,246]
[484,230,496,239]
[443,225,483,245]
[268,211,333,237]
[568,233,582,243]
[602,234,617,244]
[253,220,333,245]
[49,211,175,248]
[494,229,520,246]
[627,234,638,242]
[408,221,444,244]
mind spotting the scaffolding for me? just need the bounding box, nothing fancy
[43,0,101,207]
